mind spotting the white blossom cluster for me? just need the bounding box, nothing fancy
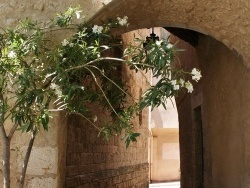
[170,68,201,93]
[92,16,128,34]
[75,10,82,19]
[117,16,128,26]
[61,39,74,47]
[93,115,98,122]
[92,25,104,34]
[50,83,62,97]
[191,68,202,82]
[8,51,17,58]
[170,79,194,93]
[185,81,194,93]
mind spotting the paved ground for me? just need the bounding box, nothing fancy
[149,181,180,188]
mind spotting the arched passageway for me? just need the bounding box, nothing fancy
[91,0,250,63]
[86,1,250,188]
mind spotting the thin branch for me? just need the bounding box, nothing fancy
[132,63,155,69]
[0,94,7,138]
[70,112,100,131]
[65,57,125,72]
[43,26,77,33]
[19,130,36,188]
[84,66,119,117]
[48,109,65,112]
[0,121,7,140]
[8,123,18,140]
[131,67,151,87]
[85,64,132,98]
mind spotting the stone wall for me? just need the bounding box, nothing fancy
[0,0,112,27]
[197,35,248,188]
[65,29,151,188]
[1,0,250,187]
[0,113,66,187]
[66,116,149,188]
[150,128,180,182]
[175,33,250,188]
[0,1,152,187]
[0,1,112,187]
[91,0,250,63]
[172,35,200,188]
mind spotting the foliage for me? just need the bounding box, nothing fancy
[125,39,200,110]
[0,7,201,147]
[0,6,202,187]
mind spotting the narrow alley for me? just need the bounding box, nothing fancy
[149,182,180,188]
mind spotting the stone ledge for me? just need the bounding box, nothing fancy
[66,163,149,187]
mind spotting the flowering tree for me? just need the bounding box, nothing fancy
[0,7,201,188]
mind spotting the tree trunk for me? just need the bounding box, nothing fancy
[0,124,10,188]
[19,131,36,188]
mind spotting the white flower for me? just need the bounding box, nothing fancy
[69,43,74,47]
[75,11,82,19]
[8,51,16,58]
[167,43,173,48]
[156,40,163,46]
[55,89,62,97]
[92,25,103,34]
[93,115,98,122]
[16,69,23,75]
[50,83,59,90]
[50,83,62,96]
[117,16,128,26]
[173,84,180,90]
[185,81,193,93]
[191,68,202,82]
[62,39,69,46]
[179,79,185,87]
[170,80,179,90]
[170,80,177,85]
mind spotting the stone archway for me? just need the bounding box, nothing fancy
[90,0,250,64]
[88,1,250,188]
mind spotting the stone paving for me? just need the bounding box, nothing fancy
[149,181,180,188]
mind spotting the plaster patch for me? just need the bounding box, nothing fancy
[28,177,56,188]
[19,147,58,175]
[162,143,180,160]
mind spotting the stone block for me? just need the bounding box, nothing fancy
[27,177,56,188]
[19,147,57,176]
[81,153,94,165]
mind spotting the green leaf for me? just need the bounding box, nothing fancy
[125,132,141,149]
[41,113,49,131]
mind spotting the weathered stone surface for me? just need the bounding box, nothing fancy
[27,177,56,188]
[91,0,250,64]
[19,147,58,175]
[0,0,249,187]
[197,35,247,188]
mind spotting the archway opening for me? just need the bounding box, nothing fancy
[121,26,203,187]
[65,1,249,187]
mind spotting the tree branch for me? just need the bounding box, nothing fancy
[19,130,36,188]
[69,112,100,131]
[0,122,10,188]
[8,123,18,140]
[65,57,125,72]
[84,66,119,117]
